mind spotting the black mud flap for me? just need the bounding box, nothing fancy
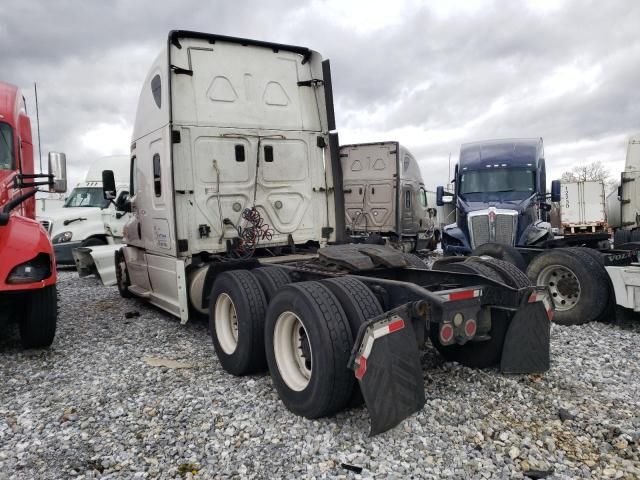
[350,312,425,435]
[500,287,553,374]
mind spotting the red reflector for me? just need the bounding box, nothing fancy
[448,290,476,301]
[464,319,477,337]
[388,319,405,333]
[440,324,454,343]
[355,356,367,380]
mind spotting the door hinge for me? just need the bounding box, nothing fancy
[170,65,193,76]
[297,79,324,87]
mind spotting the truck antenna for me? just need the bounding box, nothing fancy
[34,82,43,173]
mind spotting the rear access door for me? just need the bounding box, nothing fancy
[340,142,398,234]
[169,34,337,255]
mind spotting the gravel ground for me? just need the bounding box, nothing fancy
[1,271,640,479]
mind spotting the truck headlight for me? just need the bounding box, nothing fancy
[7,253,52,284]
[52,231,73,243]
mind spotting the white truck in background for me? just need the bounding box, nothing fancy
[38,155,130,264]
[340,142,438,251]
[610,135,640,245]
[559,180,607,237]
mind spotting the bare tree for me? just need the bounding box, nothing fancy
[560,160,615,187]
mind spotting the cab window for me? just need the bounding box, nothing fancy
[0,122,14,170]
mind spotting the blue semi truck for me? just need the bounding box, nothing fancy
[436,138,561,255]
[434,138,640,326]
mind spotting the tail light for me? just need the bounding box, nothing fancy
[439,323,454,344]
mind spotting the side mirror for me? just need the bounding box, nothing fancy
[115,191,131,212]
[550,180,561,203]
[102,170,116,200]
[436,186,445,206]
[618,185,622,200]
[48,152,67,193]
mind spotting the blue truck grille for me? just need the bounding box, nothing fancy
[468,211,517,248]
[470,216,490,247]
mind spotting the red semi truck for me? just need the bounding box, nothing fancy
[0,81,67,348]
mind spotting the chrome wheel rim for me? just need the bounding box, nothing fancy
[537,264,581,312]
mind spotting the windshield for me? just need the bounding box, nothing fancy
[64,187,109,208]
[459,168,536,201]
[0,122,14,170]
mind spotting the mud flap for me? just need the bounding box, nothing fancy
[350,313,425,435]
[500,288,553,374]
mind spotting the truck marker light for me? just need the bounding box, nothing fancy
[464,319,477,337]
[440,323,454,344]
[440,288,482,302]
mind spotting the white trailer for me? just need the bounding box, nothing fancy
[559,180,607,235]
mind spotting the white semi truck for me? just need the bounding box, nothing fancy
[610,135,640,245]
[340,141,438,251]
[84,31,554,434]
[38,155,130,264]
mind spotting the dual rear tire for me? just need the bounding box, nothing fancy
[208,268,382,418]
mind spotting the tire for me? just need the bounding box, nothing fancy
[403,253,428,269]
[253,266,292,302]
[81,237,107,247]
[614,229,630,247]
[321,277,384,407]
[526,249,607,325]
[114,249,133,298]
[568,246,604,265]
[466,256,532,288]
[471,243,527,272]
[19,285,57,348]
[265,281,354,418]
[209,270,268,375]
[431,256,467,271]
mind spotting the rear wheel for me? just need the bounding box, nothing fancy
[471,243,527,272]
[321,276,384,406]
[614,229,630,247]
[19,285,57,348]
[466,256,531,288]
[209,270,268,375]
[114,249,133,298]
[526,249,606,325]
[253,266,291,302]
[265,282,354,418]
[403,253,428,269]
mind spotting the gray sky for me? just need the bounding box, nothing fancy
[3,0,639,191]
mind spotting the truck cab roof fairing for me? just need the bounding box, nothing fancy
[166,31,328,133]
[459,138,543,171]
[167,31,313,63]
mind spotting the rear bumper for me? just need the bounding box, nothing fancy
[53,241,82,265]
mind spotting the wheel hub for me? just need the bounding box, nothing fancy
[537,264,581,312]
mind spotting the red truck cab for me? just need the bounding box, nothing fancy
[0,81,66,348]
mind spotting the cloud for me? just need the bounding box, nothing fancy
[1,0,638,194]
